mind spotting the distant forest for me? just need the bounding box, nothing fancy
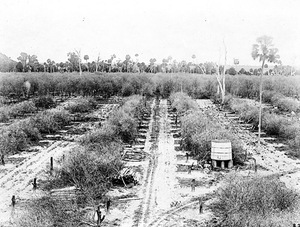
[0,52,298,76]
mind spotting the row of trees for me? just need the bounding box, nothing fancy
[1,51,297,76]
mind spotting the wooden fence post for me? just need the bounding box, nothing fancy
[1,154,5,166]
[50,157,53,171]
[32,178,37,190]
[12,195,16,207]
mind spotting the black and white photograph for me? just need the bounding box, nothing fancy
[0,0,300,226]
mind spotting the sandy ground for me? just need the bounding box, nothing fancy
[0,102,117,227]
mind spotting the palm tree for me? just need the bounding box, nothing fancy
[192,54,196,64]
[84,55,89,72]
[251,35,280,145]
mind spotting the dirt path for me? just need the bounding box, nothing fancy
[134,99,215,227]
[134,99,178,226]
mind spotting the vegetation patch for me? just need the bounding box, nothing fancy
[211,174,299,227]
[181,111,245,165]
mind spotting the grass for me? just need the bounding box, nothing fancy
[11,196,83,227]
[211,174,299,227]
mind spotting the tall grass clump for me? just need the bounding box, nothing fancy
[211,174,299,227]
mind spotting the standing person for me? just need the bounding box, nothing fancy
[186,152,189,162]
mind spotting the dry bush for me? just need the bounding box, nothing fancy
[12,196,82,227]
[274,97,300,112]
[0,125,27,155]
[211,174,298,227]
[31,108,70,133]
[107,108,137,143]
[59,144,123,200]
[33,96,56,109]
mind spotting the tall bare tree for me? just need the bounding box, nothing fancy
[95,53,101,72]
[214,39,227,104]
[75,49,82,75]
[251,35,280,145]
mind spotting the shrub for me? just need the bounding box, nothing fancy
[12,196,82,227]
[262,113,288,136]
[32,109,70,133]
[169,92,198,114]
[211,174,298,227]
[229,98,260,126]
[107,108,137,143]
[181,111,245,164]
[33,96,56,109]
[64,97,97,113]
[79,124,121,149]
[0,125,27,155]
[59,145,123,200]
[10,100,37,117]
[262,90,279,103]
[274,97,300,112]
[0,106,10,122]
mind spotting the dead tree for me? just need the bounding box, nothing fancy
[214,39,227,105]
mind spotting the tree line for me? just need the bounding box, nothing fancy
[0,51,297,76]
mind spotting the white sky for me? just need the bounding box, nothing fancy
[0,0,300,66]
